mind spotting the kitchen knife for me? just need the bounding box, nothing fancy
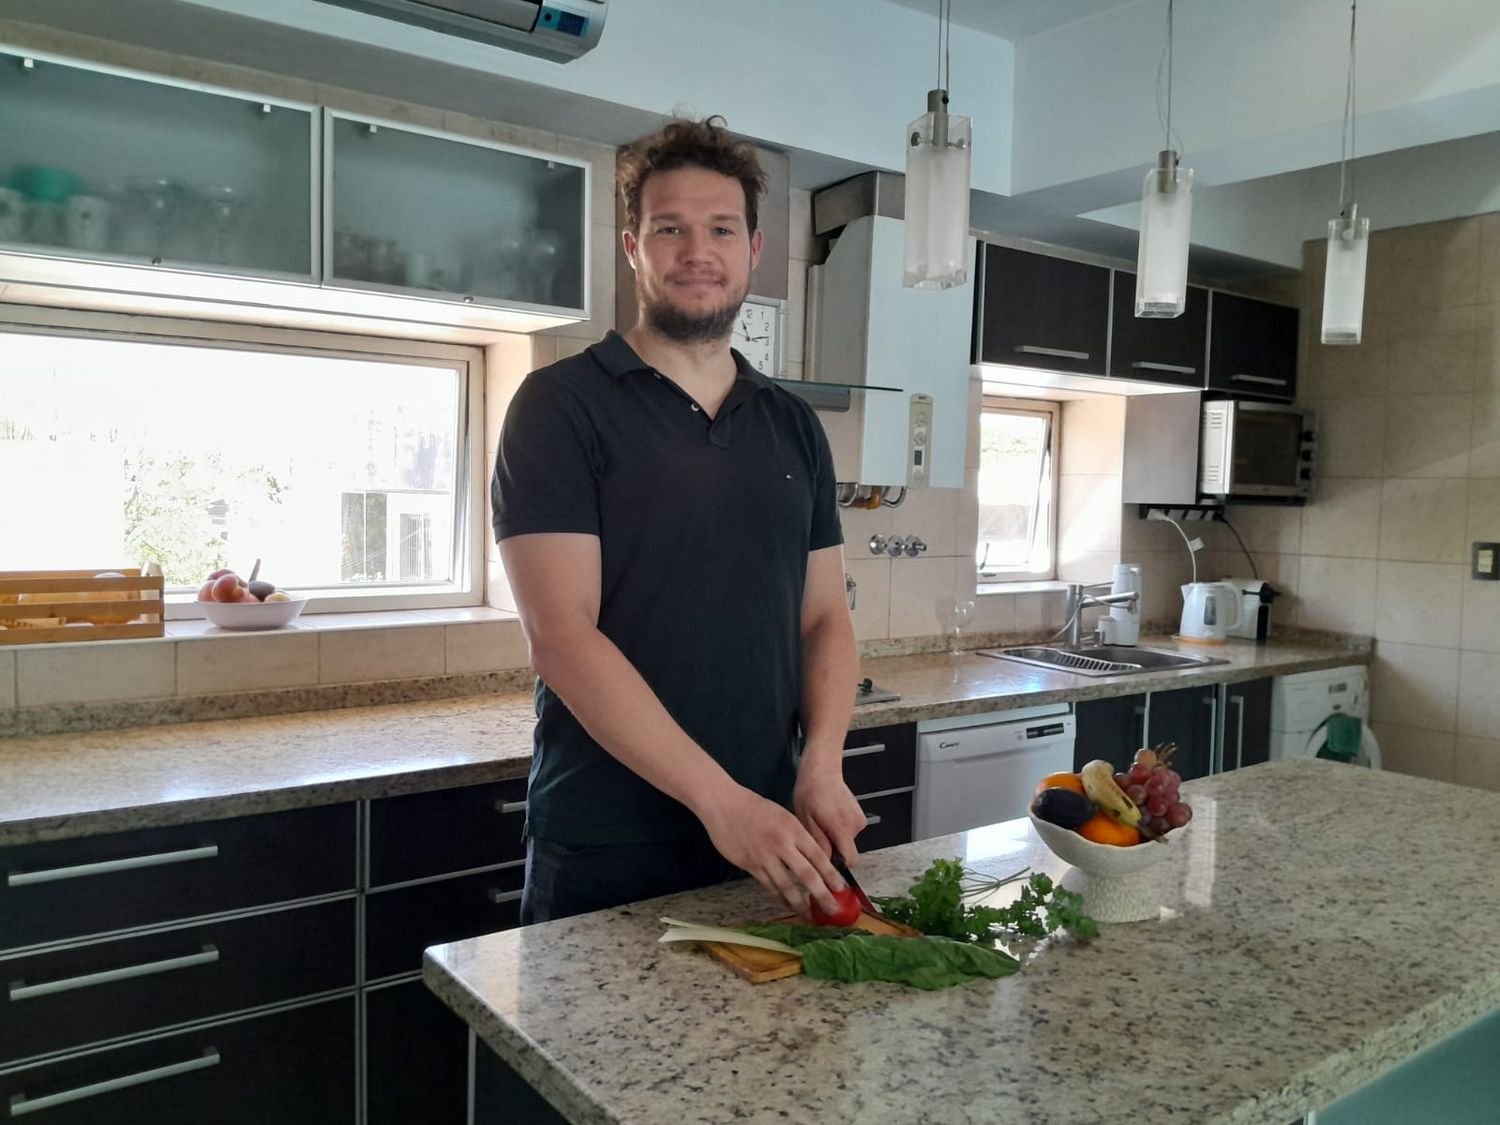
[832,853,879,917]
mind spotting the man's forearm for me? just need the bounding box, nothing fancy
[529,627,740,820]
[798,610,859,772]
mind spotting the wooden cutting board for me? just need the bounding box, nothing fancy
[702,913,921,983]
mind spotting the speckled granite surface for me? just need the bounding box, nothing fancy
[425,760,1500,1125]
[0,635,1368,847]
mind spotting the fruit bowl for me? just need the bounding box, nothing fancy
[1029,812,1177,924]
[200,594,306,631]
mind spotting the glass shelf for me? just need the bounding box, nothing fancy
[769,378,905,413]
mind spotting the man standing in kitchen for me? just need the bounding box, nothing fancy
[492,116,866,923]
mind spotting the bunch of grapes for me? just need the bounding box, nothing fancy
[1113,746,1193,837]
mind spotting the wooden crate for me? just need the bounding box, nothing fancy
[0,569,165,645]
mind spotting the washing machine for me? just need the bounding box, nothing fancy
[1269,665,1381,768]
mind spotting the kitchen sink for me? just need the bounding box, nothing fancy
[975,645,1229,678]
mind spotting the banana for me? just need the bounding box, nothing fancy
[1079,759,1145,830]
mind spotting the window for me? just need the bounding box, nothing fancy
[976,396,1060,581]
[0,311,484,615]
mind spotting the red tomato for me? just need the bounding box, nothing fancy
[809,885,863,927]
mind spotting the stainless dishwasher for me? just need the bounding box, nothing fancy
[913,704,1077,839]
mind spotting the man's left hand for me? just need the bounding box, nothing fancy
[792,760,867,863]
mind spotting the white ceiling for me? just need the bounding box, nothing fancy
[881,0,1137,43]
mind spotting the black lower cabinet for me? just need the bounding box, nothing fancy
[0,995,354,1124]
[366,979,469,1125]
[1146,685,1218,782]
[474,1038,568,1125]
[1073,694,1147,773]
[1222,678,1273,772]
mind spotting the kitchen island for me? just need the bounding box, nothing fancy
[424,760,1500,1125]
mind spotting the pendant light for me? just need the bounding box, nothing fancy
[1321,0,1369,345]
[904,0,971,289]
[1134,0,1193,318]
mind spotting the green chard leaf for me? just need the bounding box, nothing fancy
[799,934,1019,990]
[738,922,863,948]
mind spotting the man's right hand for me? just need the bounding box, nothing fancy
[696,786,847,915]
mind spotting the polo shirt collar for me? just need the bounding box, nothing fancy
[588,330,775,390]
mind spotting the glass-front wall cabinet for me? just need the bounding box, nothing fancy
[0,49,316,278]
[327,112,588,314]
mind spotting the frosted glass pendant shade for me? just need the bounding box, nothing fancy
[1134,153,1194,318]
[904,90,971,289]
[1321,211,1370,345]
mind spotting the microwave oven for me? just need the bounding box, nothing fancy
[1199,401,1315,500]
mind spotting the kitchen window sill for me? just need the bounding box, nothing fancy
[164,604,518,639]
[977,580,1073,598]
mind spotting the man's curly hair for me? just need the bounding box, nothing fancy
[617,116,768,235]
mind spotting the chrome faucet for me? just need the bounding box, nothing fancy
[1060,582,1140,647]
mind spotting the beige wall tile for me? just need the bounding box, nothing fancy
[530,333,558,370]
[1458,650,1500,737]
[1015,589,1069,631]
[1314,396,1387,478]
[893,486,960,557]
[16,642,176,706]
[319,626,445,684]
[888,557,956,637]
[1298,556,1378,635]
[839,502,895,561]
[1304,331,1387,400]
[1222,504,1302,556]
[1377,477,1469,563]
[556,337,589,361]
[1059,398,1125,475]
[1479,216,1500,307]
[1374,561,1465,645]
[1383,217,1481,312]
[788,189,816,264]
[1370,642,1460,732]
[1385,305,1478,395]
[1454,736,1500,792]
[1300,478,1383,558]
[952,556,978,605]
[1466,393,1500,476]
[445,620,530,674]
[1460,577,1500,653]
[1135,549,1194,626]
[1383,394,1472,479]
[785,261,808,374]
[972,592,1015,634]
[175,633,319,696]
[1057,474,1123,558]
[0,651,14,709]
[1369,722,1456,783]
[1479,303,1500,390]
[957,468,980,565]
[486,557,519,613]
[1057,551,1118,585]
[844,557,892,642]
[965,375,983,470]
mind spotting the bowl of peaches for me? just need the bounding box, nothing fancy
[196,565,305,630]
[1027,747,1194,923]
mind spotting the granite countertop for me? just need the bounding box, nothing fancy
[0,635,1368,847]
[425,760,1500,1125]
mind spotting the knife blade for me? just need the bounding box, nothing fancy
[831,853,879,917]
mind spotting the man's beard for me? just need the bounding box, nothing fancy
[639,280,747,345]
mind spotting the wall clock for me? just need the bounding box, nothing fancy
[729,294,786,377]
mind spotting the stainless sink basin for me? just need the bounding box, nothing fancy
[976,645,1229,678]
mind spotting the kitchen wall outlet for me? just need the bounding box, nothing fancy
[907,393,933,489]
[1473,542,1500,580]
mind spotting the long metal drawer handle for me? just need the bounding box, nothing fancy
[1015,344,1090,360]
[9,1048,220,1117]
[841,743,887,760]
[9,945,219,1003]
[1229,373,1289,386]
[494,800,527,815]
[7,845,219,888]
[863,815,883,827]
[1130,361,1197,375]
[486,888,522,905]
[1231,695,1246,772]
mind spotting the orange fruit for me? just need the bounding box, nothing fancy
[1035,771,1085,796]
[1078,813,1141,847]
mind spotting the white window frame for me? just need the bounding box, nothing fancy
[0,304,487,618]
[976,395,1061,583]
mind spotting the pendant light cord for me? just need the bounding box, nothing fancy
[935,0,951,92]
[1155,0,1182,160]
[1337,0,1358,217]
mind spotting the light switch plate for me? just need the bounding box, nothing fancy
[1473,542,1500,580]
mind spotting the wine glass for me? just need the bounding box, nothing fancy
[936,597,976,654]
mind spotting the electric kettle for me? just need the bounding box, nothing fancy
[1179,581,1241,644]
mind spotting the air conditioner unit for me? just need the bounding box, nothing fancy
[312,0,607,62]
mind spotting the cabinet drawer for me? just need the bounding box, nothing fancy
[974,244,1110,376]
[856,791,913,851]
[0,995,355,1125]
[0,897,354,1066]
[368,778,528,888]
[366,864,524,981]
[841,723,916,798]
[0,804,356,952]
[365,979,468,1125]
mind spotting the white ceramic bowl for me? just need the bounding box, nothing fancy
[200,594,307,631]
[1029,812,1177,923]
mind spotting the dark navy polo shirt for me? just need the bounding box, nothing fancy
[492,331,843,845]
